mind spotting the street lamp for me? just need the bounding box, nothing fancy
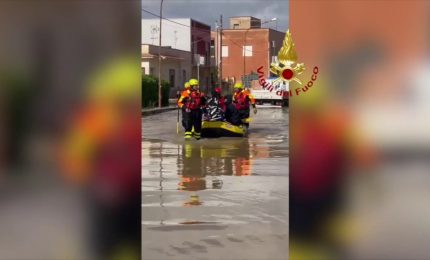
[158,0,164,108]
[243,18,278,83]
[262,17,278,30]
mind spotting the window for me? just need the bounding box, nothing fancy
[182,70,186,85]
[222,46,229,57]
[150,67,154,76]
[169,69,175,88]
[210,46,215,58]
[143,67,146,75]
[243,45,252,57]
[233,23,239,29]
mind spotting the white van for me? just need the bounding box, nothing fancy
[249,78,289,107]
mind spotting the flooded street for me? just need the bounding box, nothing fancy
[142,108,289,260]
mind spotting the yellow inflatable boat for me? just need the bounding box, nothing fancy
[201,121,247,138]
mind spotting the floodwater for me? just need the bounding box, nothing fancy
[142,108,289,260]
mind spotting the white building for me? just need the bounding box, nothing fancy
[142,44,192,97]
[142,18,192,52]
[142,18,214,94]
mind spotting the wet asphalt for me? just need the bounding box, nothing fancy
[142,107,289,260]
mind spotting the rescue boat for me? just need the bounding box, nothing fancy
[201,118,251,138]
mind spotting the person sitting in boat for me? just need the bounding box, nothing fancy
[224,94,241,126]
[205,87,226,122]
[232,82,257,125]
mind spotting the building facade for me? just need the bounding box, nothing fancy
[141,44,191,97]
[212,17,285,88]
[142,18,213,94]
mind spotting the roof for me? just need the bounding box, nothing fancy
[142,44,190,54]
[142,53,185,60]
[229,16,261,20]
[222,28,285,34]
[222,28,269,32]
[142,17,210,29]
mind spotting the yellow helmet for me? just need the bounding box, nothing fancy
[189,78,199,86]
[234,82,244,89]
[184,82,191,89]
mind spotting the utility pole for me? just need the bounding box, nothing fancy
[197,55,200,82]
[215,20,218,85]
[219,15,223,87]
[158,0,164,108]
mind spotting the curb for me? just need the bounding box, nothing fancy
[141,106,177,116]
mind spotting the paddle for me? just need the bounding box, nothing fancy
[176,91,180,134]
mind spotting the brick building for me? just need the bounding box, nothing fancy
[212,16,285,88]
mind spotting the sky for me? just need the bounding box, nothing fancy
[142,0,289,32]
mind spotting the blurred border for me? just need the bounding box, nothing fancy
[0,1,141,259]
[290,1,430,259]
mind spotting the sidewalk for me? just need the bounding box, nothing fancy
[141,105,177,116]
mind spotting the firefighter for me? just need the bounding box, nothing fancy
[232,82,257,124]
[179,82,192,129]
[177,78,206,140]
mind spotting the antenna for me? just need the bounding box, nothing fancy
[150,25,159,45]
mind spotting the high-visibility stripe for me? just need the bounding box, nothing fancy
[185,132,192,136]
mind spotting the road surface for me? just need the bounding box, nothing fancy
[142,108,289,260]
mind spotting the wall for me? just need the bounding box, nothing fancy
[221,29,270,83]
[142,18,191,52]
[268,29,287,73]
[142,44,192,97]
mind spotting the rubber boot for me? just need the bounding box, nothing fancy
[185,131,192,140]
[194,132,201,140]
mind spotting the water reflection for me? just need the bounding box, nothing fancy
[177,138,266,190]
[142,137,271,207]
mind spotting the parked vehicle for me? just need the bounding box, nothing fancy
[250,78,288,107]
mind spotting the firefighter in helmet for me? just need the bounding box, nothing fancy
[177,79,206,140]
[232,82,257,124]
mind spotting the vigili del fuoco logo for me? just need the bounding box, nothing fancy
[256,30,319,97]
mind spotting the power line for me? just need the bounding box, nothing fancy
[142,8,213,46]
[142,9,190,28]
[221,33,273,54]
[143,8,275,58]
[142,8,212,34]
[143,31,212,46]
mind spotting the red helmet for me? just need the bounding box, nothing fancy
[214,87,221,94]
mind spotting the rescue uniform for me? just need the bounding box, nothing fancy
[179,89,191,128]
[233,89,256,122]
[178,89,206,139]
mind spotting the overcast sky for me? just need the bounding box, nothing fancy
[142,0,289,32]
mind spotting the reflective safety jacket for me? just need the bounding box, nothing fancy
[233,89,255,110]
[178,89,206,110]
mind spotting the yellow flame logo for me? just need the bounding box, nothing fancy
[270,30,305,85]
